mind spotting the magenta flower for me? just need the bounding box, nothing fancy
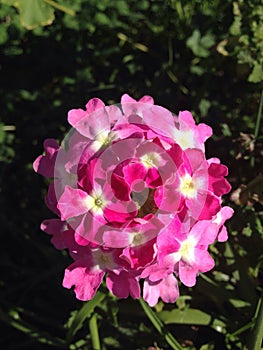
[34,94,233,306]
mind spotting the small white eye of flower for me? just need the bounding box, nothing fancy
[179,174,197,198]
[141,152,161,169]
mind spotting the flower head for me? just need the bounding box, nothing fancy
[34,94,233,306]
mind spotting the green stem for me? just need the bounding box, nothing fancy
[249,294,263,350]
[139,298,183,350]
[89,313,101,350]
[251,90,263,167]
[255,90,263,140]
[43,0,75,16]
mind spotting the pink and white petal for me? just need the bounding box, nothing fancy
[74,231,91,246]
[113,122,145,139]
[157,225,181,261]
[194,249,215,273]
[208,163,231,196]
[103,229,132,248]
[178,261,198,287]
[68,98,105,127]
[178,111,212,148]
[211,178,232,197]
[142,106,175,138]
[183,148,206,173]
[68,108,87,127]
[178,110,196,127]
[63,131,89,173]
[197,192,221,220]
[40,218,70,250]
[106,271,140,299]
[45,181,60,215]
[213,206,234,227]
[57,186,90,220]
[143,279,161,307]
[111,172,131,201]
[33,138,59,177]
[140,262,172,282]
[217,225,228,242]
[121,94,137,104]
[106,104,126,125]
[186,191,220,220]
[63,259,105,301]
[158,274,179,304]
[209,161,228,177]
[143,273,179,307]
[74,106,110,139]
[146,168,162,188]
[104,200,137,224]
[139,95,154,104]
[121,240,156,269]
[122,162,147,188]
[85,98,105,114]
[154,184,181,212]
[190,220,217,246]
[166,143,184,173]
[121,94,154,117]
[197,123,213,143]
[73,211,107,246]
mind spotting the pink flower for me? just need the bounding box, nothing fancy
[34,93,233,306]
[33,138,59,177]
[141,264,179,307]
[157,206,233,287]
[173,111,212,151]
[63,246,140,300]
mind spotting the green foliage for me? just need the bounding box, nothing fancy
[0,0,74,29]
[186,30,215,58]
[0,0,262,349]
[228,0,263,83]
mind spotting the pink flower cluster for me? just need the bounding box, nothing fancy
[34,94,233,306]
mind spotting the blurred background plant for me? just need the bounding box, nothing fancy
[0,0,262,349]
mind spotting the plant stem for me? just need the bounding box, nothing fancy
[251,90,263,167]
[255,90,263,140]
[139,298,184,350]
[89,313,101,350]
[43,0,75,16]
[248,294,263,350]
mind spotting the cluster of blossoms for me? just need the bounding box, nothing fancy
[34,94,233,306]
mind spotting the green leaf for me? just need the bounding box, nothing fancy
[1,0,55,29]
[200,344,215,350]
[158,308,226,332]
[159,308,210,325]
[248,63,263,83]
[186,30,214,58]
[199,98,211,117]
[229,298,251,308]
[66,291,105,344]
[95,12,110,26]
[18,0,54,29]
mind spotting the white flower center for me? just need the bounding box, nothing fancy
[92,249,115,270]
[131,232,144,246]
[84,191,106,216]
[179,236,196,264]
[141,152,160,169]
[179,174,197,198]
[97,131,115,146]
[173,129,195,150]
[91,131,116,152]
